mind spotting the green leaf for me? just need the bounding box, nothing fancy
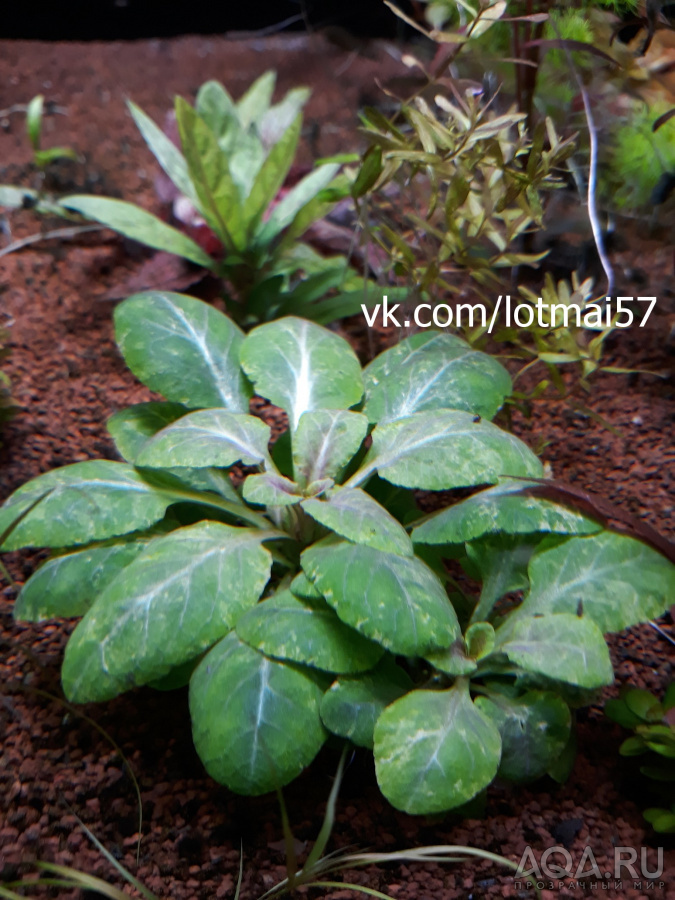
[14,538,148,620]
[26,94,43,151]
[302,487,413,556]
[195,80,238,138]
[236,589,383,674]
[351,146,383,199]
[175,97,244,251]
[59,196,214,269]
[374,680,502,814]
[245,114,302,229]
[517,532,675,634]
[359,410,543,491]
[290,570,323,602]
[0,461,176,550]
[465,621,495,660]
[498,614,614,689]
[62,522,272,702]
[605,696,644,730]
[259,87,310,149]
[242,473,302,507]
[107,402,189,462]
[293,410,368,487]
[236,70,276,129]
[465,534,539,624]
[240,317,363,430]
[114,292,252,411]
[411,478,601,545]
[255,164,340,244]
[625,688,663,722]
[127,100,200,207]
[301,539,460,656]
[363,332,512,423]
[320,656,413,748]
[425,640,477,676]
[135,409,271,469]
[475,690,571,782]
[189,632,326,794]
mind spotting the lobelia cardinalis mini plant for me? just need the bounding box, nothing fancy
[1,291,674,814]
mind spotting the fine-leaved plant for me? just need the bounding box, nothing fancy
[2,291,674,814]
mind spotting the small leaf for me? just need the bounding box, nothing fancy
[115,292,252,411]
[236,589,383,674]
[361,410,542,491]
[136,409,271,469]
[425,640,477,676]
[240,317,363,430]
[302,539,459,656]
[62,522,272,702]
[243,473,302,507]
[26,94,44,151]
[293,409,369,487]
[351,146,383,199]
[465,622,495,660]
[189,632,326,794]
[374,680,502,814]
[498,614,614,689]
[303,487,413,557]
[60,196,214,269]
[0,461,177,550]
[412,478,601,545]
[363,332,511,423]
[320,656,413,748]
[475,690,571,782]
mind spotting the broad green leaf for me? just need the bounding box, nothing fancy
[411,478,601,545]
[516,532,675,634]
[302,487,413,556]
[363,332,512,423]
[14,538,148,620]
[374,680,502,813]
[293,410,369,487]
[59,196,214,269]
[62,522,272,702]
[498,613,614,689]
[189,632,326,794]
[175,97,244,251]
[236,70,276,130]
[358,410,543,491]
[240,317,363,430]
[107,402,189,462]
[243,473,302,507]
[0,461,176,550]
[475,690,571,782]
[320,656,413,748]
[245,113,302,229]
[127,100,200,207]
[301,539,459,655]
[255,164,340,244]
[136,409,271,469]
[236,589,383,674]
[115,292,251,411]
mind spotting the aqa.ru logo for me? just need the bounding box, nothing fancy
[515,844,664,891]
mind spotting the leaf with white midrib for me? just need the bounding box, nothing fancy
[136,409,271,469]
[240,318,363,431]
[0,461,177,550]
[189,632,327,795]
[115,292,251,412]
[62,522,273,703]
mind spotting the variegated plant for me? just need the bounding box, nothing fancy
[2,291,674,813]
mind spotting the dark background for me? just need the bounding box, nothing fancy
[2,0,414,41]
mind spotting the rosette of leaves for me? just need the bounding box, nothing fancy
[0,72,384,326]
[2,292,674,814]
[606,683,675,832]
